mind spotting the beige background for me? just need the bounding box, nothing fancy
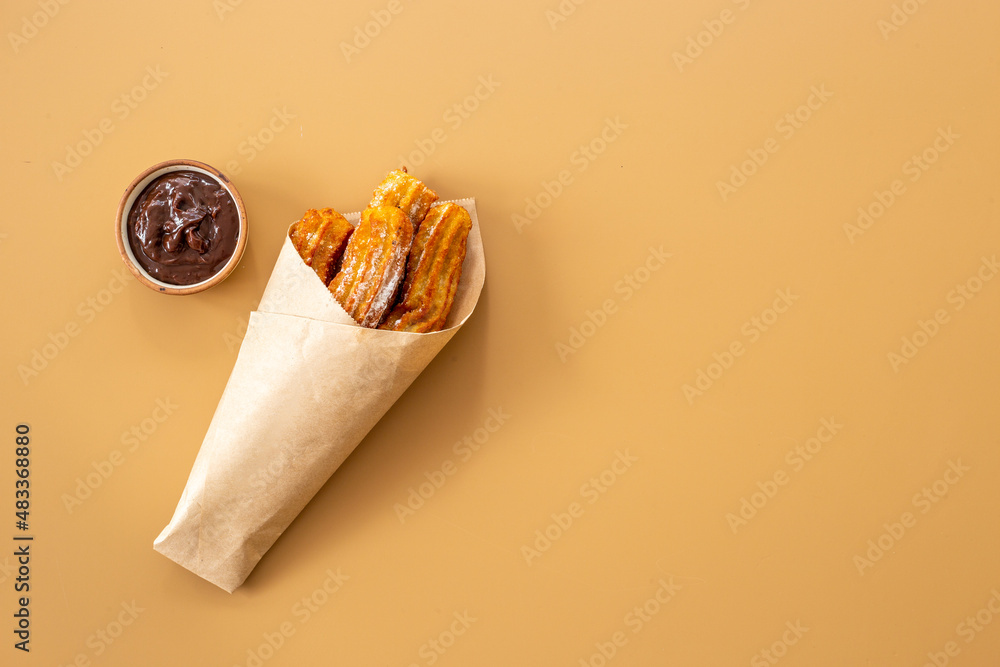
[3,0,1000,664]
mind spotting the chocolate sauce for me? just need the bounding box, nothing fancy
[127,170,240,285]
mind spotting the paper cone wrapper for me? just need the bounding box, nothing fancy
[154,198,485,592]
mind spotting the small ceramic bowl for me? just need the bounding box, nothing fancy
[116,159,248,295]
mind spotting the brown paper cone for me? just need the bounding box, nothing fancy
[153,198,485,592]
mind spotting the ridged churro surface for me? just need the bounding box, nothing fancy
[369,169,439,228]
[290,208,355,284]
[290,209,321,258]
[380,202,472,333]
[329,206,414,328]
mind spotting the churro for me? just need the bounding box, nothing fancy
[329,206,414,327]
[290,208,355,284]
[380,202,471,333]
[369,168,438,229]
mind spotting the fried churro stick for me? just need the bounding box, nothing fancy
[310,210,355,284]
[329,206,414,328]
[369,168,438,229]
[290,208,355,284]
[380,202,472,333]
[289,209,321,256]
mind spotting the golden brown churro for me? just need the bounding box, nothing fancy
[289,210,320,256]
[309,210,355,284]
[329,206,414,327]
[369,168,439,229]
[380,202,472,333]
[290,172,470,330]
[290,208,355,284]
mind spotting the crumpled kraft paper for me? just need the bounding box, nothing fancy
[153,198,485,592]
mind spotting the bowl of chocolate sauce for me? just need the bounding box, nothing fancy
[116,159,248,295]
